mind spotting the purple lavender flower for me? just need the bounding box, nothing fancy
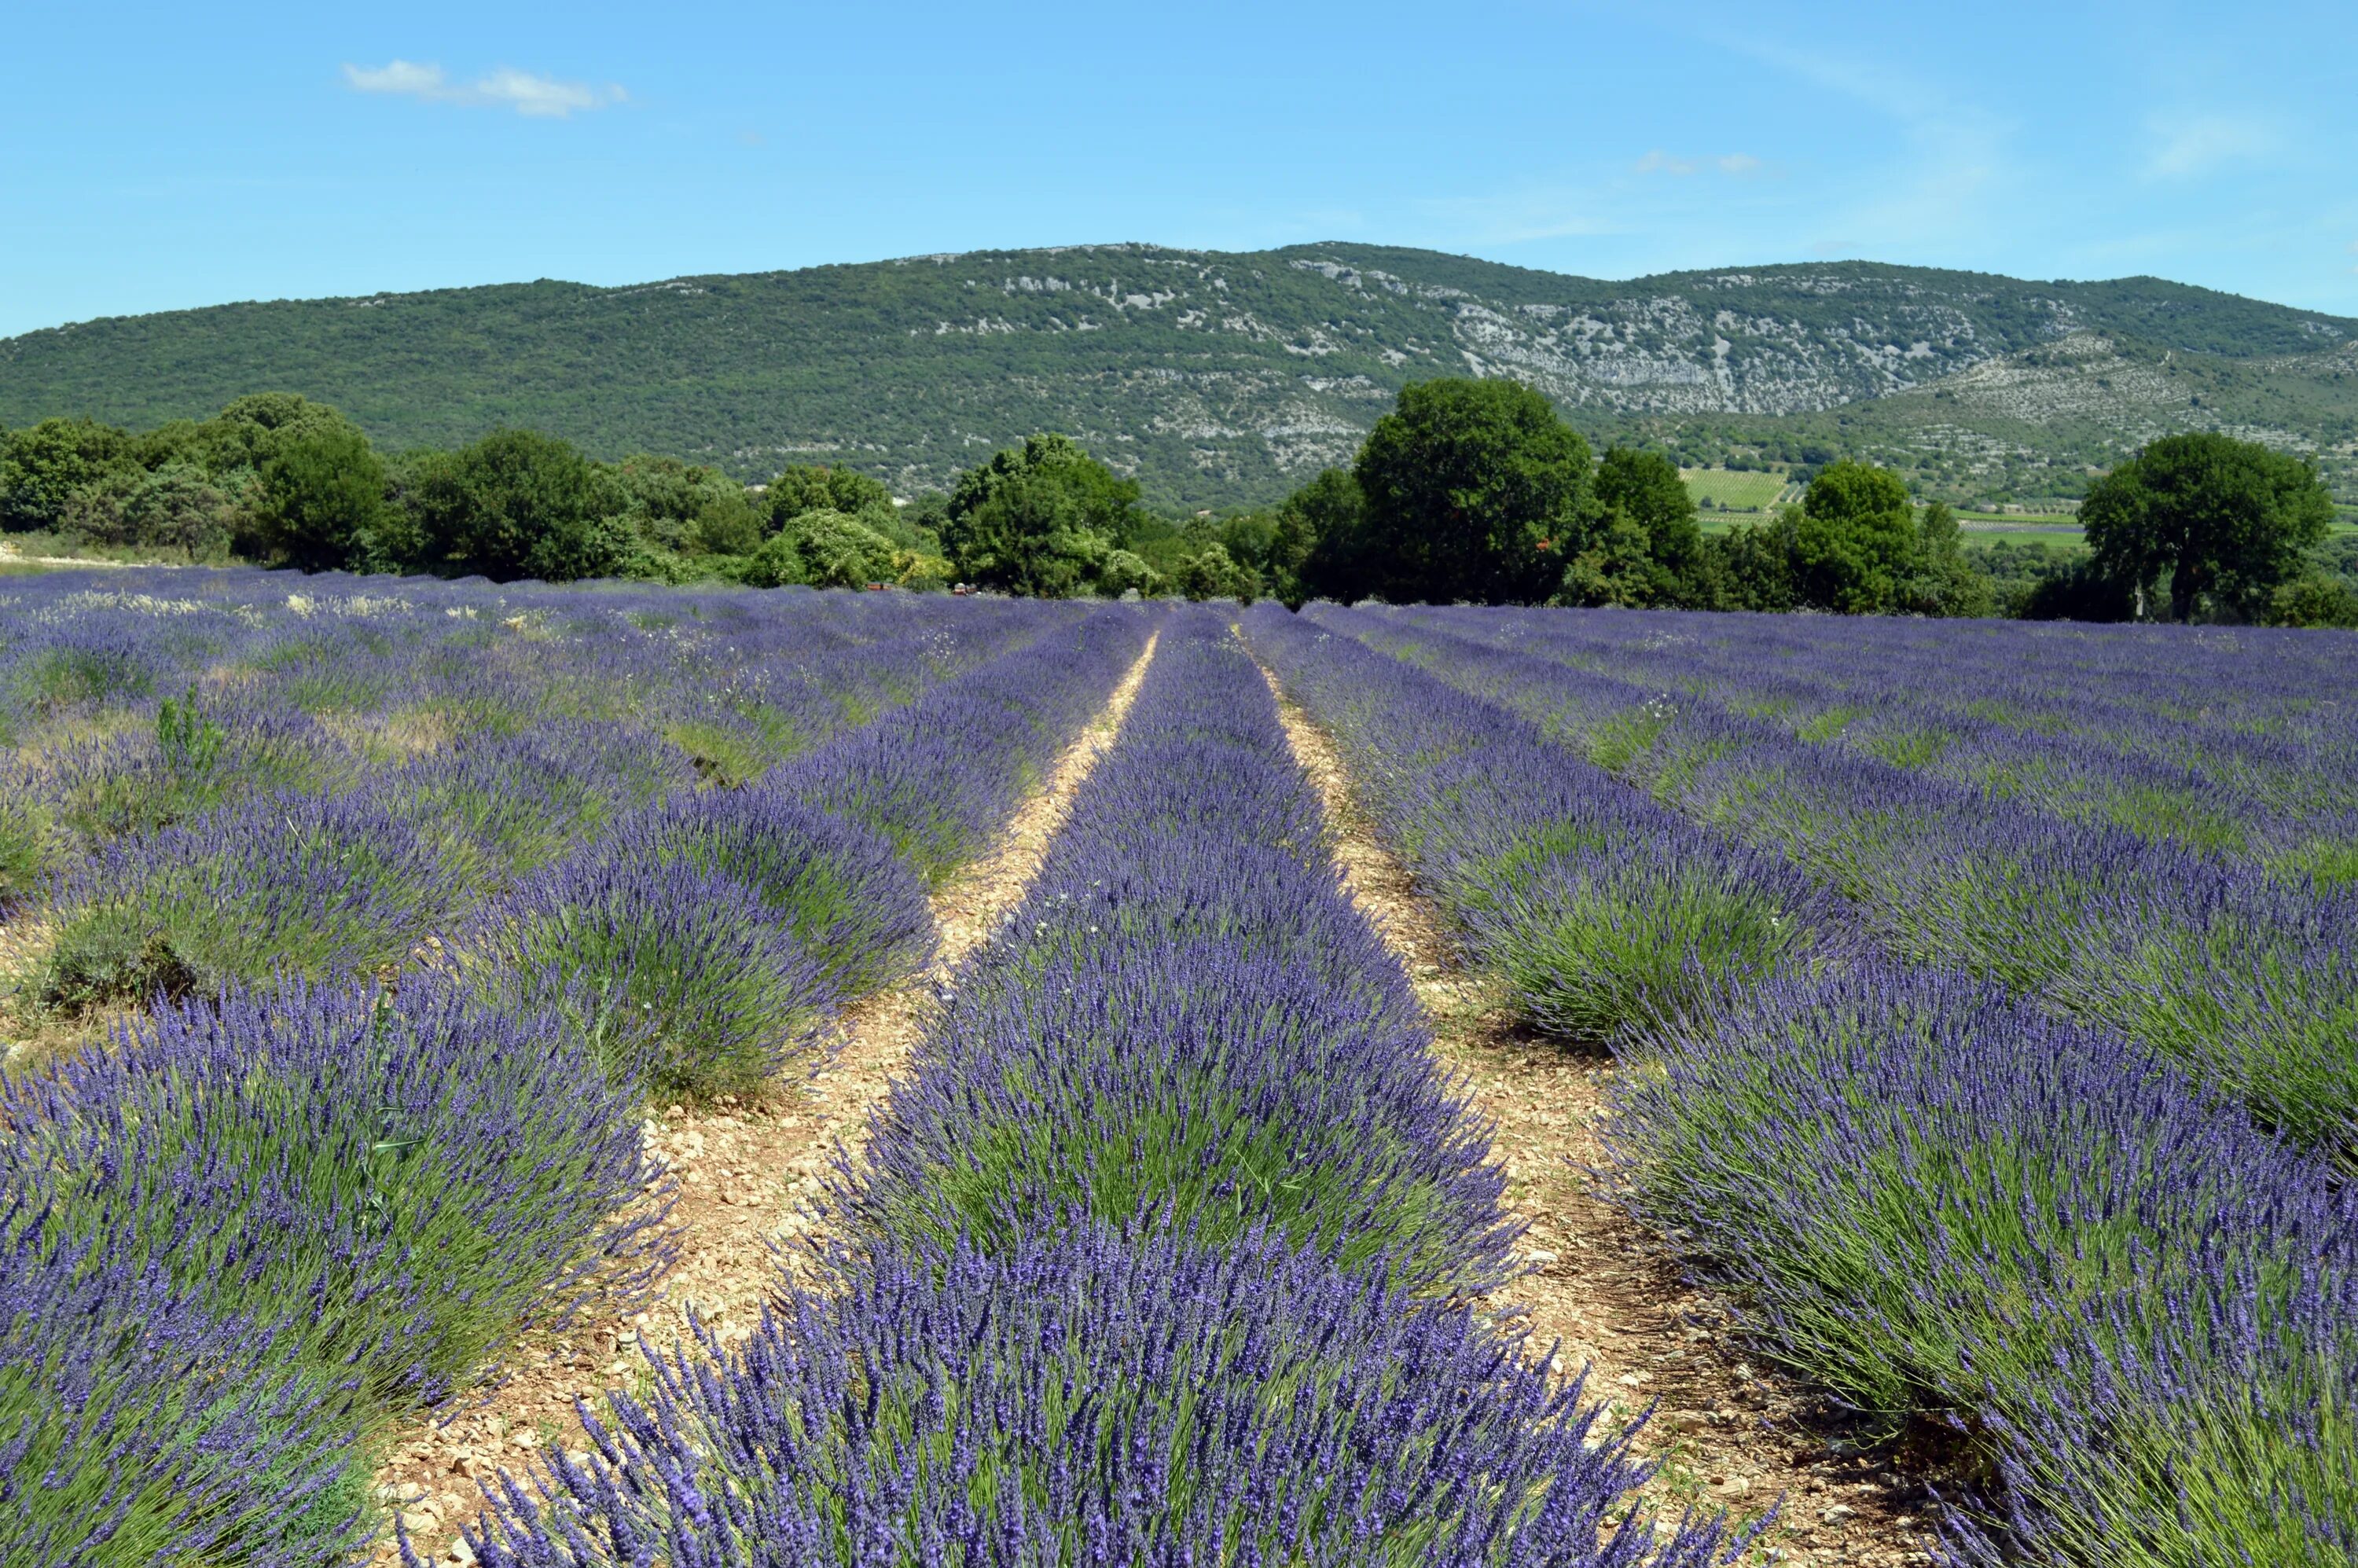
[0,1212,373,1568]
[1,975,670,1413]
[459,850,839,1101]
[846,614,1518,1295]
[454,1224,1748,1568]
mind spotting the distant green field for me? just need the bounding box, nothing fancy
[1682,468,1792,512]
[1956,509,2079,528]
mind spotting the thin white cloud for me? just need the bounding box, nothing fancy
[1706,32,2008,259]
[344,61,446,97]
[2144,112,2278,179]
[1417,182,1626,246]
[1635,150,1768,178]
[343,60,625,118]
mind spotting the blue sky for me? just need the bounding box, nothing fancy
[5,0,2354,338]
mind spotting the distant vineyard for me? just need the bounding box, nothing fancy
[1680,467,1795,511]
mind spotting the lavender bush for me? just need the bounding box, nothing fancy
[847,616,1516,1295]
[1944,1252,2358,1566]
[1313,603,2358,1154]
[1602,963,2354,1420]
[778,606,1150,883]
[39,784,459,1011]
[453,1224,1746,1568]
[612,786,935,997]
[0,1214,371,1568]
[1255,601,2358,1560]
[386,718,696,884]
[0,758,52,909]
[1243,604,1838,1048]
[459,854,839,1101]
[0,975,669,1412]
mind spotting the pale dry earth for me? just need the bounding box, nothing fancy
[0,541,143,569]
[1254,652,1944,1567]
[373,633,1159,1564]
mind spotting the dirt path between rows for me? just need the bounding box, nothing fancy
[1253,652,1941,1568]
[374,633,1160,1565]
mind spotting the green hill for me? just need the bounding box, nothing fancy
[5,243,2353,512]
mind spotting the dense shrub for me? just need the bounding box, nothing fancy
[1605,964,2358,1563]
[461,853,838,1100]
[40,784,457,1012]
[1947,1254,2358,1565]
[453,1225,1746,1568]
[1245,604,1838,1047]
[0,760,56,908]
[385,719,695,883]
[1,977,668,1412]
[848,617,1515,1297]
[56,460,241,557]
[0,1217,372,1568]
[780,606,1148,883]
[614,786,935,998]
[37,688,356,843]
[852,932,1515,1293]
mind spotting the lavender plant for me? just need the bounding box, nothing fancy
[37,690,358,843]
[0,1214,372,1568]
[1243,604,1837,1048]
[450,1224,1746,1568]
[779,606,1150,883]
[847,617,1517,1295]
[853,935,1516,1295]
[386,719,696,884]
[6,619,160,714]
[1312,603,2358,1155]
[38,784,458,1011]
[0,760,54,909]
[1943,1253,2358,1566]
[613,786,935,997]
[460,853,838,1101]
[1601,963,2356,1424]
[0,975,670,1413]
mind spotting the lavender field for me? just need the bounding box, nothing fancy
[1,568,2352,1566]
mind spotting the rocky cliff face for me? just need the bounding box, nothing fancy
[6,241,2352,509]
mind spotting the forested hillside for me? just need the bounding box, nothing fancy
[5,243,2353,511]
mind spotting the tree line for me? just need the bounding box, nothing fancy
[2,381,2349,625]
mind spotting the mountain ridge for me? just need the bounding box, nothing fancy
[6,242,2352,511]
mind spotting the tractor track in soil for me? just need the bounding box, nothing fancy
[373,633,1160,1565]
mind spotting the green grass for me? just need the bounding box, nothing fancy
[1681,468,1793,512]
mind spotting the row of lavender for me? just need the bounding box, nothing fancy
[0,578,1148,1564]
[1331,604,2358,1156]
[1243,602,2358,1563]
[1401,604,2358,885]
[1,568,1054,924]
[453,612,1746,1566]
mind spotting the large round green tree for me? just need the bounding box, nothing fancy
[1567,446,1703,606]
[938,434,1141,595]
[397,428,628,581]
[2080,432,2334,622]
[255,422,389,571]
[1350,379,1592,604]
[1789,460,1919,613]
